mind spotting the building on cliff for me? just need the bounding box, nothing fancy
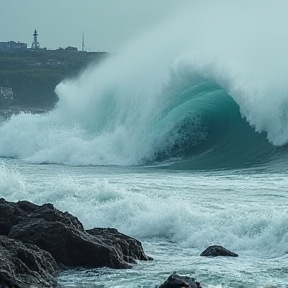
[0,41,27,52]
[0,29,41,52]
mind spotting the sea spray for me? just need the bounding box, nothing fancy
[0,162,26,198]
[0,0,288,166]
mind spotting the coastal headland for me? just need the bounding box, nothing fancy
[0,49,107,116]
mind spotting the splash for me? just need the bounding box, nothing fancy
[0,162,26,198]
[0,0,288,166]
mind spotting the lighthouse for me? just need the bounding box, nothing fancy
[31,29,40,50]
[82,33,85,52]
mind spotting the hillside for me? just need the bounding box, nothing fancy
[0,50,107,110]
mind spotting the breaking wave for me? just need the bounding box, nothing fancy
[0,0,288,170]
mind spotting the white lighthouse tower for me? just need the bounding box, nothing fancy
[82,33,85,52]
[31,29,40,50]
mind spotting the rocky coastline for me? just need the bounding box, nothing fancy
[0,198,152,287]
[0,198,239,288]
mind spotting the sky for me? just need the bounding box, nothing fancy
[0,0,190,52]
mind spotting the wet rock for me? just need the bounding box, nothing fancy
[158,272,202,288]
[1,198,152,269]
[9,219,131,269]
[87,228,153,263]
[0,235,59,288]
[200,245,238,257]
[0,198,83,236]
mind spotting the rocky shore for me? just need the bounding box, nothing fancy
[0,198,152,287]
[0,198,239,288]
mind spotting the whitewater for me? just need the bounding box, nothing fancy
[0,0,288,287]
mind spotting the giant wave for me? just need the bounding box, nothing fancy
[0,0,288,170]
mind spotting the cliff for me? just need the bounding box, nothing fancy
[0,50,107,110]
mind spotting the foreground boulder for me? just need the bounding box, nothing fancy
[0,235,58,288]
[200,245,238,257]
[158,272,202,288]
[0,198,152,286]
[0,198,152,269]
[9,219,151,269]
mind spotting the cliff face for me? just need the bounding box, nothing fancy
[0,50,107,109]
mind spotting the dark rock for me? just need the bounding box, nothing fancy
[87,228,153,263]
[200,245,238,257]
[1,198,152,269]
[0,198,83,236]
[9,219,130,269]
[0,235,59,288]
[158,272,202,288]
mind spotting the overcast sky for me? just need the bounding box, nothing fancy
[0,0,190,52]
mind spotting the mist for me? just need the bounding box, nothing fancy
[56,0,288,145]
[1,0,288,166]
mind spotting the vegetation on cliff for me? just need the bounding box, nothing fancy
[0,50,107,109]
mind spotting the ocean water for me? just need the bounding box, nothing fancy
[0,1,288,287]
[0,161,287,287]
